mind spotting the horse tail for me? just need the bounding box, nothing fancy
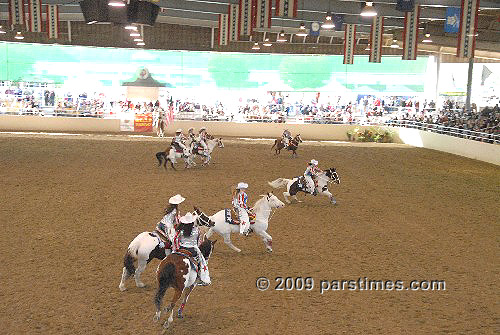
[154,263,175,311]
[123,250,136,275]
[268,178,290,189]
[271,140,276,150]
[156,152,164,166]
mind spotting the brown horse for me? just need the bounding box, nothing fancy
[271,134,303,157]
[156,117,167,137]
[153,239,216,330]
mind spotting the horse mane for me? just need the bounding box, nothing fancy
[251,195,268,211]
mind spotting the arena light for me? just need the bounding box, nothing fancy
[365,44,370,51]
[361,2,377,17]
[0,26,6,34]
[130,32,141,37]
[133,38,143,42]
[108,0,125,7]
[125,25,138,30]
[390,39,399,48]
[263,38,272,47]
[296,22,308,37]
[422,32,432,43]
[14,31,24,40]
[251,42,260,50]
[137,42,145,46]
[322,12,335,29]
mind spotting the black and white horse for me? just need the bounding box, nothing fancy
[268,168,340,204]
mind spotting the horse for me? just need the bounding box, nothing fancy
[187,137,224,166]
[156,117,167,137]
[156,144,194,170]
[267,168,340,204]
[194,193,285,253]
[271,134,303,157]
[153,239,217,330]
[119,216,214,291]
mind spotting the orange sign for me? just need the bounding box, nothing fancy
[134,113,153,132]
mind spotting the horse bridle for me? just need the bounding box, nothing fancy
[196,211,215,227]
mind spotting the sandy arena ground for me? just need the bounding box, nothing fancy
[0,132,498,335]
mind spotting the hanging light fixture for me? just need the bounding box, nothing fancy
[422,24,432,43]
[390,39,399,48]
[252,42,260,50]
[296,22,308,37]
[365,44,370,51]
[14,31,24,40]
[125,25,137,30]
[130,31,141,37]
[322,12,335,29]
[137,42,145,46]
[0,26,6,34]
[263,38,272,47]
[108,0,125,7]
[133,38,143,42]
[277,30,287,42]
[361,2,377,17]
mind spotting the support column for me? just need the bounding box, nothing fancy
[465,57,474,112]
[211,27,215,49]
[67,21,72,43]
[435,47,441,104]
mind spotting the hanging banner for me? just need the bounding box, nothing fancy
[343,24,356,65]
[229,4,239,42]
[218,13,229,46]
[239,0,254,37]
[275,0,298,18]
[457,0,480,59]
[402,5,419,60]
[445,7,460,33]
[369,16,384,63]
[134,113,153,132]
[8,0,25,28]
[47,4,59,39]
[28,0,43,33]
[255,0,272,29]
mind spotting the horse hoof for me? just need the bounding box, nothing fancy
[136,282,146,288]
[266,248,273,253]
[163,322,170,329]
[118,284,126,292]
[153,314,161,322]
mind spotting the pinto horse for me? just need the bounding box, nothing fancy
[153,239,217,330]
[271,134,303,157]
[268,167,340,204]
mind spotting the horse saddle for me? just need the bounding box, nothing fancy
[296,176,307,191]
[192,143,204,154]
[151,230,171,249]
[225,208,256,225]
[171,142,184,153]
[174,249,199,272]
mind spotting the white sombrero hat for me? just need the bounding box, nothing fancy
[199,127,206,132]
[168,194,185,205]
[236,182,248,189]
[310,159,318,165]
[188,127,194,131]
[176,128,182,133]
[179,212,196,224]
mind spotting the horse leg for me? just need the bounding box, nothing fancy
[134,258,147,288]
[119,267,132,291]
[205,228,214,239]
[163,288,182,329]
[283,191,291,204]
[177,285,195,319]
[294,194,302,202]
[223,233,241,253]
[322,190,336,204]
[256,230,273,253]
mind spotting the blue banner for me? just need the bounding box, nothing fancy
[445,7,460,33]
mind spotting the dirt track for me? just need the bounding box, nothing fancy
[0,133,498,335]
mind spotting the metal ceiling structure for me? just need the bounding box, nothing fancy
[0,0,499,51]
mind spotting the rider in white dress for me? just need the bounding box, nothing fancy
[282,129,292,147]
[197,127,208,154]
[176,212,211,286]
[304,159,322,196]
[172,129,188,155]
[232,182,250,235]
[156,194,185,247]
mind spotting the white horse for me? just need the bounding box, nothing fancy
[196,193,285,253]
[187,137,224,166]
[119,231,171,291]
[268,167,340,204]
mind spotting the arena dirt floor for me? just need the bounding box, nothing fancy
[0,132,498,335]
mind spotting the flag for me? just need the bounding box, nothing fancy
[255,0,272,29]
[369,16,384,63]
[481,65,492,85]
[457,0,480,59]
[229,4,239,42]
[402,5,419,60]
[218,13,229,46]
[167,104,174,123]
[47,5,59,39]
[8,0,25,28]
[445,7,460,33]
[28,0,43,33]
[239,0,254,37]
[275,0,298,18]
[343,24,356,65]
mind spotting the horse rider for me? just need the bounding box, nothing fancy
[172,129,189,156]
[187,127,197,151]
[196,127,209,154]
[282,129,292,147]
[175,212,211,286]
[156,194,185,247]
[304,159,322,196]
[232,182,250,236]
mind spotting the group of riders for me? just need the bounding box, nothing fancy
[171,127,209,157]
[153,182,252,287]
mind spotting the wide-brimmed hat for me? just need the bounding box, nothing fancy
[179,212,196,224]
[310,159,318,165]
[176,128,182,133]
[199,127,206,132]
[168,194,185,205]
[236,182,248,189]
[188,127,194,132]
